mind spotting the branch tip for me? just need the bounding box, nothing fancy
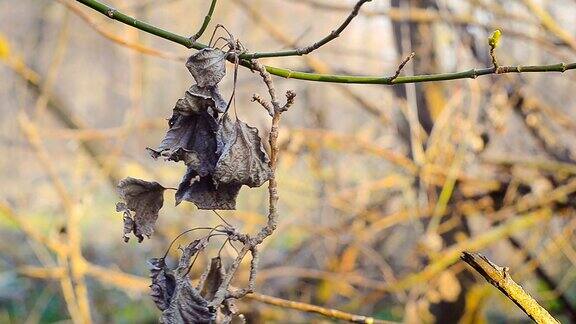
[461,251,560,323]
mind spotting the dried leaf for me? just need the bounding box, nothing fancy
[148,110,218,177]
[175,167,241,210]
[186,84,227,114]
[117,178,166,242]
[149,258,176,311]
[161,279,215,324]
[117,202,137,242]
[151,239,216,324]
[215,114,272,187]
[200,257,225,302]
[186,48,227,88]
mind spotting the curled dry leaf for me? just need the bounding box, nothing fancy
[117,177,166,242]
[186,48,227,88]
[162,279,215,324]
[198,257,239,323]
[215,114,272,187]
[176,167,240,210]
[147,109,219,177]
[186,85,227,114]
[199,257,225,302]
[117,202,135,243]
[149,239,216,324]
[149,257,176,311]
[147,49,273,211]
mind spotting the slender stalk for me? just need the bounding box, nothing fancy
[240,0,372,59]
[76,0,576,85]
[191,0,218,41]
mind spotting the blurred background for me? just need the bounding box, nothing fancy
[1,0,576,323]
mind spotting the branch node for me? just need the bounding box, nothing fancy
[468,68,478,79]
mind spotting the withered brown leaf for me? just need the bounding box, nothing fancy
[117,202,135,243]
[186,48,227,88]
[175,166,241,210]
[147,110,218,177]
[158,238,216,324]
[117,178,166,242]
[149,257,176,311]
[199,257,237,323]
[215,114,272,187]
[186,84,227,114]
[199,257,225,302]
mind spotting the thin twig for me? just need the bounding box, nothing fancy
[191,0,218,41]
[461,252,560,323]
[210,59,295,306]
[390,52,415,81]
[241,0,372,59]
[251,60,292,245]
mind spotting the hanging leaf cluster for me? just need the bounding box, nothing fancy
[149,238,236,324]
[148,48,272,210]
[116,48,272,242]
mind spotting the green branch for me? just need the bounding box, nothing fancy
[191,0,218,41]
[265,63,576,84]
[76,0,576,85]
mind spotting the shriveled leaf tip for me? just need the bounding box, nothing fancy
[117,177,166,242]
[186,48,227,88]
[150,238,216,323]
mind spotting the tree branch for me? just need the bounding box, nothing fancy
[246,292,398,324]
[191,0,218,41]
[240,0,372,59]
[461,252,560,324]
[76,0,576,85]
